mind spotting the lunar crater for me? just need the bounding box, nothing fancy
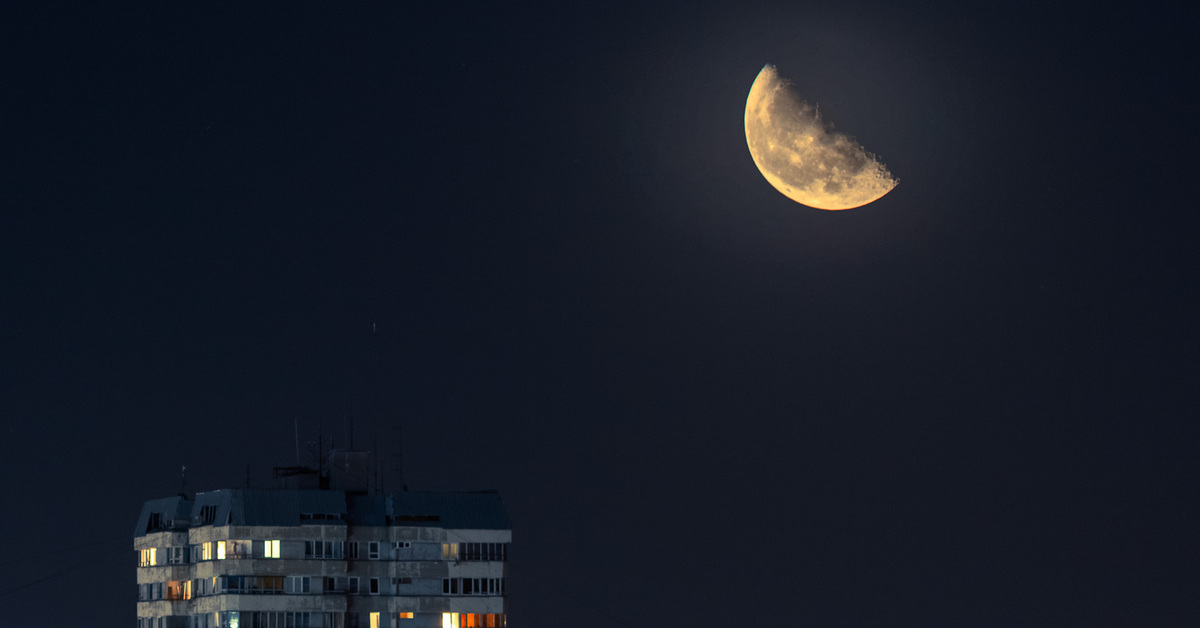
[745,64,897,210]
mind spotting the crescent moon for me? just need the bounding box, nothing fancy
[745,64,897,210]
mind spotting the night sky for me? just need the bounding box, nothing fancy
[3,2,1199,626]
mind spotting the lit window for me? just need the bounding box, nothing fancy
[265,540,280,558]
[139,548,156,567]
[370,612,380,628]
[443,613,460,628]
[441,543,458,560]
[217,541,226,560]
[397,613,414,619]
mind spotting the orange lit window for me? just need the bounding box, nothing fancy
[397,613,414,619]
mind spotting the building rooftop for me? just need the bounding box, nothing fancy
[134,488,511,536]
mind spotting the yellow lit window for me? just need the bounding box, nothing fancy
[138,548,157,567]
[441,542,459,560]
[183,580,192,600]
[442,613,460,628]
[217,541,226,560]
[265,540,280,558]
[370,612,380,628]
[201,542,213,561]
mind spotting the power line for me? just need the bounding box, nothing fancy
[0,538,126,569]
[0,544,127,600]
[9,532,629,627]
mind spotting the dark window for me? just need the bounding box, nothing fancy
[462,579,472,595]
[392,514,440,523]
[370,578,379,594]
[147,512,163,531]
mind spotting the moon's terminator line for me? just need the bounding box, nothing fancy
[745,64,897,210]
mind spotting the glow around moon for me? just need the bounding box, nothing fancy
[745,64,897,210]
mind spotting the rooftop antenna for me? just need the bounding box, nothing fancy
[294,418,301,466]
[180,464,188,498]
[398,426,407,491]
[388,424,406,491]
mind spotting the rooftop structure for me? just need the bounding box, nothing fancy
[134,488,510,628]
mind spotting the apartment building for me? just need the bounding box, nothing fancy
[134,488,510,628]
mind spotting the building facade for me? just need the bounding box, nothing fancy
[134,489,510,628]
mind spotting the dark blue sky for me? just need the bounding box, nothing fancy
[2,2,1198,626]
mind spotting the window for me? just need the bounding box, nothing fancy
[166,546,187,564]
[305,540,343,559]
[369,578,379,595]
[368,542,380,560]
[370,612,380,628]
[464,615,504,628]
[199,505,217,524]
[348,542,359,559]
[440,578,504,596]
[139,548,156,567]
[201,542,214,561]
[348,577,359,594]
[264,540,281,558]
[442,614,459,628]
[286,576,311,594]
[441,543,458,560]
[220,540,251,559]
[147,512,163,531]
[396,613,414,620]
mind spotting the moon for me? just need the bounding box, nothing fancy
[745,64,897,210]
